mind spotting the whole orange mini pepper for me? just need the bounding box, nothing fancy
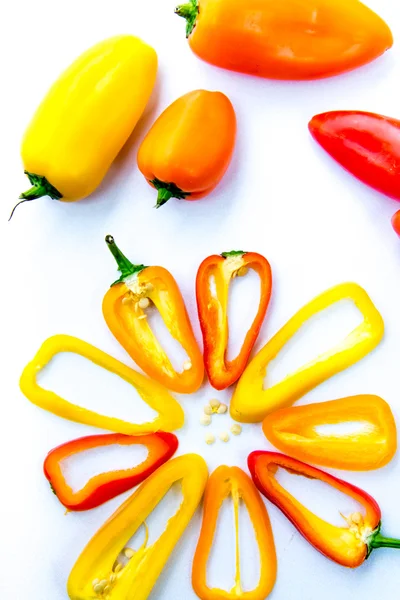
[192,466,277,600]
[262,395,397,471]
[248,452,400,568]
[137,89,236,207]
[103,235,204,393]
[175,0,393,80]
[196,250,272,390]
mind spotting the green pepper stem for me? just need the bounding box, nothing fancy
[370,533,400,550]
[105,235,147,286]
[156,188,174,209]
[9,171,62,221]
[175,0,199,37]
[150,178,190,209]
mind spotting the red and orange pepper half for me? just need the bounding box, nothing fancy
[248,451,400,568]
[103,235,204,393]
[192,465,277,600]
[196,250,272,390]
[44,432,178,511]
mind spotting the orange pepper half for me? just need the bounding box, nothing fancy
[248,451,400,568]
[137,89,236,207]
[192,466,277,600]
[262,395,397,471]
[103,236,204,393]
[175,0,393,80]
[196,250,272,390]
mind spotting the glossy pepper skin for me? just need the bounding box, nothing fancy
[262,395,397,471]
[67,454,208,600]
[393,210,400,236]
[231,283,384,423]
[175,0,393,81]
[309,111,400,201]
[103,236,204,393]
[248,451,400,568]
[44,432,178,511]
[20,335,184,434]
[12,36,157,219]
[192,466,277,600]
[196,250,272,390]
[137,90,236,207]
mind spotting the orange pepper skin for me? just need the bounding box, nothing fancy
[248,452,400,568]
[192,466,277,600]
[103,236,204,394]
[392,210,400,236]
[196,251,272,390]
[176,0,393,81]
[44,432,178,511]
[137,90,236,207]
[262,395,397,471]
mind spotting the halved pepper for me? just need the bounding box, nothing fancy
[44,432,179,511]
[262,395,397,471]
[67,454,208,600]
[20,335,184,434]
[196,250,272,390]
[231,283,384,423]
[248,451,400,568]
[103,235,204,393]
[192,465,277,600]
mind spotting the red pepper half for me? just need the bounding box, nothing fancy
[44,432,178,511]
[248,451,400,568]
[309,110,400,201]
[392,210,400,236]
[196,250,272,390]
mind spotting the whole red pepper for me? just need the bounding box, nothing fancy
[309,110,400,201]
[248,451,400,568]
[44,432,178,511]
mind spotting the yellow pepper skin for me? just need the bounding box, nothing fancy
[262,395,397,471]
[67,454,208,600]
[192,466,277,600]
[19,335,184,434]
[231,283,384,423]
[14,36,157,216]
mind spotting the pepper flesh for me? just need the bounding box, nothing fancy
[262,395,397,471]
[309,111,400,201]
[14,36,157,218]
[20,335,184,434]
[196,251,272,390]
[67,454,208,600]
[103,236,204,393]
[231,283,384,423]
[192,466,277,600]
[137,90,236,207]
[392,210,400,236]
[248,451,400,568]
[44,432,179,511]
[175,0,393,80]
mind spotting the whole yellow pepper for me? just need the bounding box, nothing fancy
[68,454,208,600]
[11,35,157,218]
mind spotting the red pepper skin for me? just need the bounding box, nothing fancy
[392,210,400,236]
[44,432,178,511]
[309,111,400,201]
[196,251,272,390]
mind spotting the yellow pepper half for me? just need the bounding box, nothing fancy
[67,454,208,600]
[20,335,184,434]
[231,283,384,423]
[12,35,157,218]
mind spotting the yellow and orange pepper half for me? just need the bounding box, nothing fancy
[103,235,204,393]
[192,465,277,599]
[231,283,384,423]
[68,454,208,600]
[262,395,397,471]
[20,334,184,434]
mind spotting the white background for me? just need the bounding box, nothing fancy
[2,1,400,598]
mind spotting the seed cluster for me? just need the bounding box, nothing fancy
[200,399,243,444]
